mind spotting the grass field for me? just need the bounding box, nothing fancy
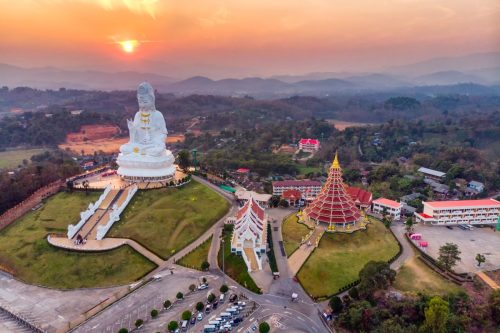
[394,254,462,295]
[282,214,311,256]
[297,165,322,175]
[0,191,156,288]
[218,227,261,294]
[0,148,50,169]
[177,236,212,270]
[109,180,229,259]
[297,219,399,298]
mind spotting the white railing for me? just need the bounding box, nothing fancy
[67,185,112,239]
[96,185,138,240]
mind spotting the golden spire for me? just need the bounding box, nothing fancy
[332,151,340,168]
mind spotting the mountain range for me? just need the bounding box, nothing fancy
[1,52,499,96]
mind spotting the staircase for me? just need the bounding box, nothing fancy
[243,248,259,271]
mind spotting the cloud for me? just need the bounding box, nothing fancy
[41,0,160,18]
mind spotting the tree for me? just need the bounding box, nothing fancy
[357,261,396,298]
[207,293,216,303]
[405,217,414,233]
[118,329,128,333]
[181,310,192,321]
[196,301,204,312]
[167,320,178,332]
[490,290,500,325]
[348,286,359,299]
[189,284,196,292]
[220,284,229,293]
[202,277,207,283]
[475,253,486,267]
[424,296,449,333]
[177,150,191,171]
[176,292,184,300]
[201,261,210,271]
[258,322,270,333]
[329,296,343,314]
[438,243,461,271]
[163,299,172,309]
[151,309,158,318]
[134,319,143,328]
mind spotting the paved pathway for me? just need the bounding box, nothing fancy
[477,271,500,290]
[288,226,325,276]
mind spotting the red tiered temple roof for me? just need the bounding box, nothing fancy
[303,153,361,225]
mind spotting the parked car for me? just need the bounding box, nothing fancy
[190,316,197,325]
[198,284,209,290]
[197,313,204,321]
[229,294,238,302]
[446,226,453,230]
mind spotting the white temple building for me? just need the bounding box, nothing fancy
[230,197,268,272]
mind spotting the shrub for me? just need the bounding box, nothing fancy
[220,284,229,293]
[189,284,196,292]
[329,296,343,314]
[151,309,159,318]
[134,319,143,328]
[167,321,178,331]
[176,292,184,300]
[196,302,204,312]
[163,299,172,309]
[348,287,359,299]
[201,261,210,271]
[118,329,128,333]
[259,322,270,333]
[181,310,192,321]
[207,293,216,303]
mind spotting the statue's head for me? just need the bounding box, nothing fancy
[137,82,155,110]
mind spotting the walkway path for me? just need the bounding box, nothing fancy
[288,226,325,276]
[477,271,500,290]
[244,248,259,271]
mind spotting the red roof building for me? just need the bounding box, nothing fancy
[299,138,320,152]
[303,153,361,227]
[346,186,373,208]
[282,189,302,205]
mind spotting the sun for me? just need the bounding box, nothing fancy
[119,40,138,53]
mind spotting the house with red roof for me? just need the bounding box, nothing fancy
[298,138,320,152]
[282,189,302,206]
[414,198,500,225]
[346,186,373,209]
[372,198,403,220]
[231,196,268,271]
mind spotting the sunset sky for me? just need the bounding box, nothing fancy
[0,0,499,78]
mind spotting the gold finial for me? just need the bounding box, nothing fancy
[332,151,340,168]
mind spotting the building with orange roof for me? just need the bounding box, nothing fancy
[230,196,268,271]
[415,198,500,225]
[282,189,302,206]
[372,198,403,219]
[346,186,373,209]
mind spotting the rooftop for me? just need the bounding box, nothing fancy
[299,138,319,145]
[273,180,321,187]
[425,198,500,208]
[373,198,402,209]
[418,167,446,178]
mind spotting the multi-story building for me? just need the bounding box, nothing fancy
[272,180,321,201]
[414,199,500,225]
[418,167,446,182]
[372,198,403,219]
[298,138,320,152]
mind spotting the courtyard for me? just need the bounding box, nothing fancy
[412,223,500,273]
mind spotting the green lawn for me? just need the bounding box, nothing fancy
[297,219,399,298]
[0,191,156,289]
[282,214,311,256]
[0,148,51,169]
[297,165,322,175]
[394,254,462,295]
[218,227,261,294]
[109,180,230,259]
[177,236,212,270]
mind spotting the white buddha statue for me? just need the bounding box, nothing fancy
[116,82,175,182]
[120,82,166,156]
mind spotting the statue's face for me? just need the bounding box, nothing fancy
[137,92,154,110]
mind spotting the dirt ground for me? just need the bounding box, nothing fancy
[326,119,372,131]
[59,135,185,154]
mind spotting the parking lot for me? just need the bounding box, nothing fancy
[413,224,500,273]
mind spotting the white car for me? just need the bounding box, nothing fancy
[198,284,208,290]
[197,313,204,321]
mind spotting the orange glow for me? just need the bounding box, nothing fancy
[119,40,138,53]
